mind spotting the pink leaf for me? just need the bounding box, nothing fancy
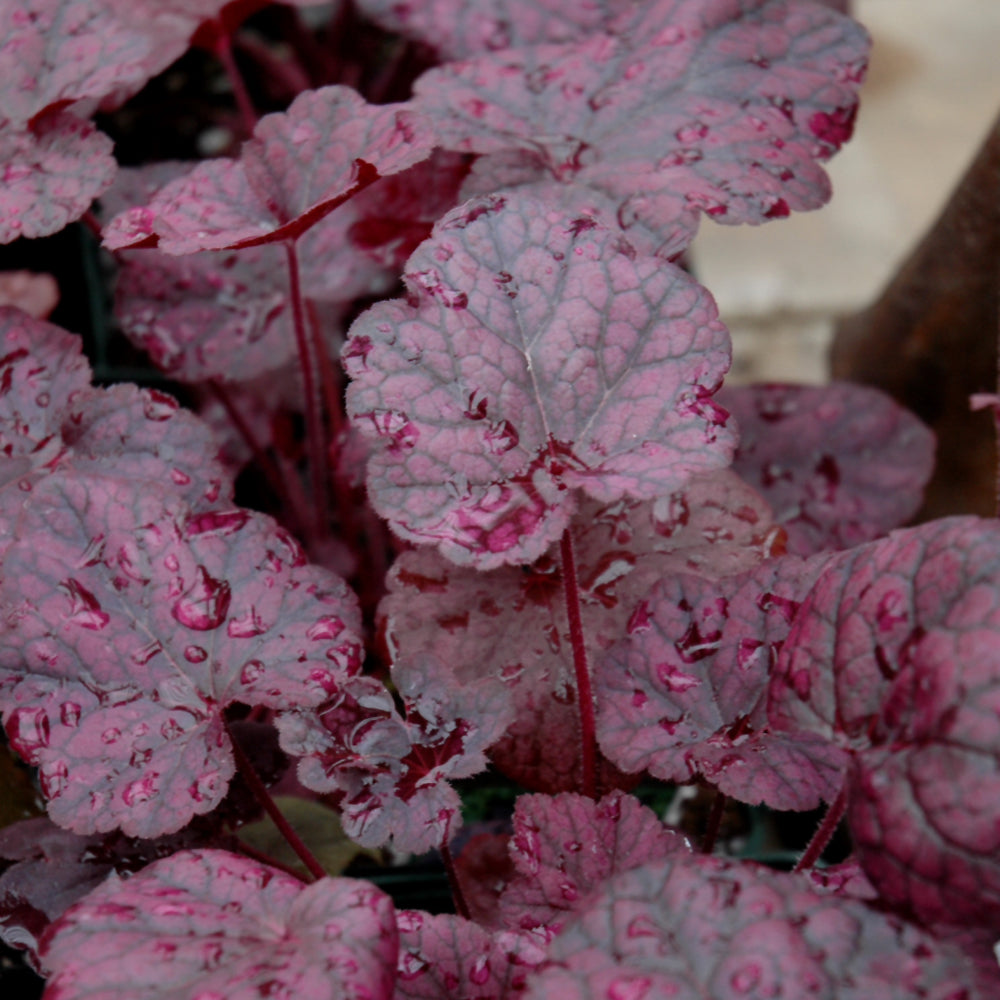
[355,0,628,60]
[0,270,59,319]
[720,382,935,555]
[382,469,777,792]
[345,193,735,569]
[0,113,116,243]
[414,0,869,255]
[0,310,233,553]
[496,791,688,933]
[39,849,398,1000]
[103,86,436,253]
[0,1,189,127]
[114,245,297,382]
[394,910,546,999]
[522,854,984,1000]
[0,476,362,837]
[595,555,848,810]
[769,517,1000,929]
[279,656,513,853]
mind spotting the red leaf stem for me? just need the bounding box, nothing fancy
[207,378,309,538]
[225,718,326,882]
[285,238,330,545]
[440,838,470,920]
[213,29,258,139]
[700,790,728,856]
[559,528,597,799]
[793,786,847,874]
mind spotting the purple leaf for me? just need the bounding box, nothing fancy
[414,0,869,255]
[496,791,688,933]
[769,517,1000,929]
[395,910,546,1000]
[720,382,935,555]
[345,192,735,569]
[0,113,116,243]
[0,1,188,127]
[279,657,513,853]
[103,86,436,253]
[382,469,777,792]
[113,244,298,382]
[522,854,985,1000]
[595,555,848,810]
[39,849,398,1000]
[0,309,233,554]
[0,476,362,837]
[355,0,628,60]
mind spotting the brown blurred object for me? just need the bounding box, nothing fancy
[0,271,59,319]
[830,109,1000,520]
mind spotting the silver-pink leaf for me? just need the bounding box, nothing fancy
[345,192,735,569]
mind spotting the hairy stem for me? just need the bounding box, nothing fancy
[440,839,470,920]
[226,719,327,882]
[559,529,597,799]
[793,787,847,874]
[285,239,330,545]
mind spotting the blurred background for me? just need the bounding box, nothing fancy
[690,0,1000,384]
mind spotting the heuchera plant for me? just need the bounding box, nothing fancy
[1,1,997,997]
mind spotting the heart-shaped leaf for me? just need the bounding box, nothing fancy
[0,476,362,838]
[40,849,398,1000]
[345,192,735,569]
[103,86,436,253]
[719,382,935,555]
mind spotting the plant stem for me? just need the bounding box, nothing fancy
[559,528,597,799]
[284,239,330,545]
[207,379,310,538]
[225,718,327,882]
[793,786,847,874]
[440,839,470,920]
[700,790,727,855]
[214,30,258,138]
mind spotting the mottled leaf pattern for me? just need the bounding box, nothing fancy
[415,0,869,255]
[102,86,436,252]
[720,382,935,555]
[523,854,984,1000]
[770,517,1000,929]
[382,470,776,792]
[394,910,546,999]
[40,849,398,1000]
[596,555,847,810]
[346,192,735,569]
[0,476,362,837]
[497,791,688,932]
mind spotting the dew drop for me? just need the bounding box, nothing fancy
[227,609,267,637]
[469,955,490,985]
[240,660,265,685]
[164,554,180,572]
[161,718,184,741]
[35,392,50,407]
[131,639,163,666]
[129,747,153,768]
[397,911,424,933]
[39,759,68,799]
[186,509,249,537]
[564,840,582,853]
[607,976,652,1000]
[122,774,158,806]
[172,566,231,630]
[559,881,578,902]
[398,951,429,980]
[102,728,121,744]
[60,578,110,631]
[626,915,658,939]
[730,964,762,993]
[184,645,208,663]
[142,389,179,421]
[60,702,81,727]
[189,771,222,803]
[307,616,344,641]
